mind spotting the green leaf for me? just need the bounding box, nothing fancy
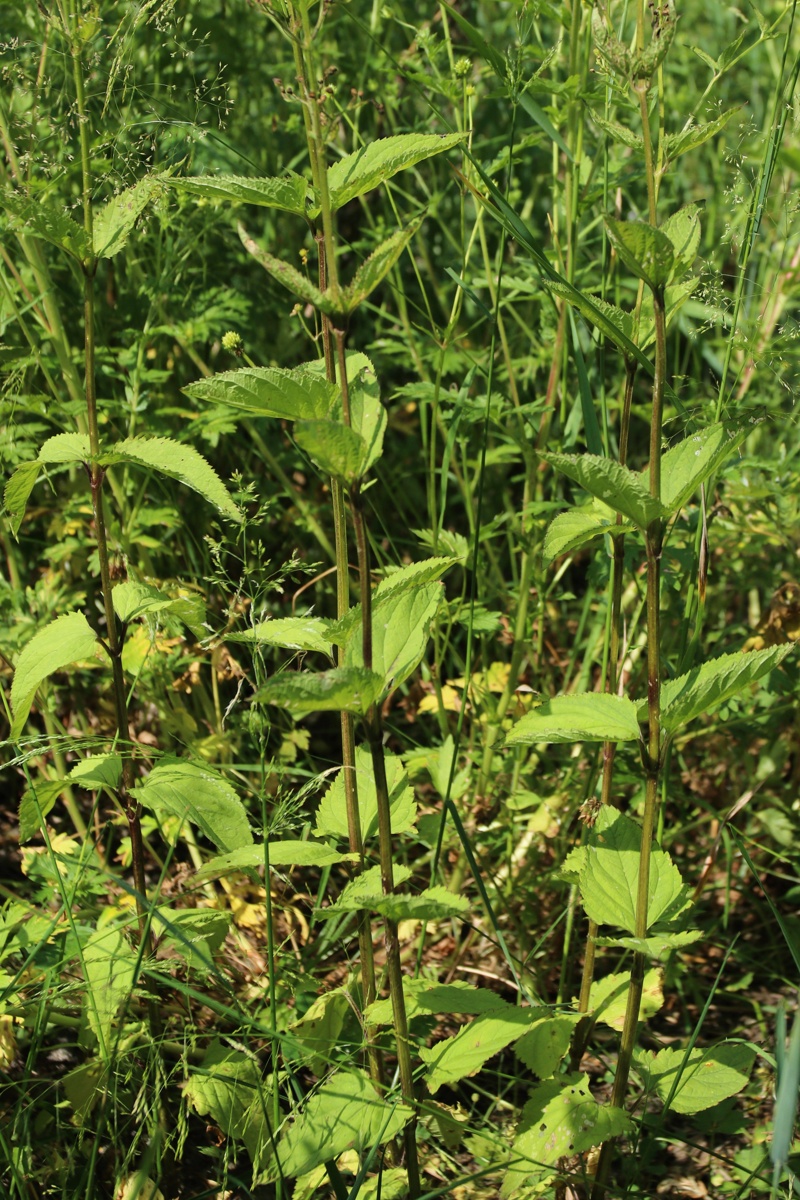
[314,743,417,843]
[294,419,370,484]
[339,354,385,473]
[18,778,66,843]
[595,929,703,957]
[134,758,253,853]
[321,133,466,215]
[2,191,90,259]
[275,1071,411,1180]
[502,1075,632,1196]
[366,979,511,1027]
[104,436,241,522]
[543,501,633,564]
[174,172,309,215]
[653,644,795,734]
[665,109,738,160]
[518,92,571,161]
[321,863,412,916]
[82,925,137,1054]
[70,754,123,790]
[592,113,643,149]
[184,1041,262,1136]
[660,422,748,515]
[545,282,635,358]
[238,225,327,309]
[257,667,384,716]
[93,176,160,259]
[634,1043,757,1114]
[543,452,665,529]
[155,908,231,971]
[339,219,422,312]
[286,990,351,1076]
[504,693,641,747]
[605,217,676,290]
[580,807,689,934]
[183,365,337,421]
[514,1014,581,1079]
[660,204,701,277]
[196,840,356,879]
[11,612,100,740]
[111,580,179,624]
[341,583,443,690]
[230,616,334,655]
[420,1008,546,1095]
[4,461,41,536]
[38,433,92,463]
[592,7,632,77]
[374,557,458,598]
[585,969,664,1030]
[373,887,469,923]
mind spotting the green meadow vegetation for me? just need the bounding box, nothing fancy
[1,0,800,1196]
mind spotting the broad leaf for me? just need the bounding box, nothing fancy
[634,1042,757,1114]
[5,461,41,536]
[321,133,466,214]
[374,556,458,598]
[660,422,747,515]
[580,807,689,934]
[505,693,641,746]
[230,616,333,655]
[93,176,160,259]
[373,887,469,923]
[238,225,327,309]
[2,192,90,260]
[38,433,92,463]
[595,929,703,957]
[585,969,663,1030]
[366,979,511,1027]
[653,643,794,734]
[661,204,701,277]
[183,365,337,421]
[134,758,252,853]
[70,754,123,790]
[82,926,137,1054]
[421,1008,546,1095]
[175,172,309,215]
[339,354,385,473]
[341,583,443,690]
[340,219,422,312]
[321,864,412,916]
[196,840,356,879]
[286,990,350,1075]
[294,419,369,483]
[315,743,417,843]
[184,1041,263,1137]
[545,281,636,358]
[543,452,665,529]
[275,1071,411,1180]
[155,908,230,971]
[514,1014,580,1079]
[104,436,241,522]
[543,501,633,564]
[11,612,100,739]
[502,1075,632,1196]
[605,217,676,290]
[112,582,205,637]
[665,108,737,160]
[257,667,384,716]
[18,778,66,843]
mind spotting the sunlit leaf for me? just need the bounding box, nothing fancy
[174,172,310,215]
[257,667,384,716]
[315,743,417,843]
[183,364,337,421]
[11,612,100,740]
[505,693,641,746]
[543,452,665,529]
[634,1043,757,1114]
[320,133,466,214]
[104,436,241,522]
[135,758,252,853]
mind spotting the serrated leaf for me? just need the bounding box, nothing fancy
[653,643,795,733]
[275,1072,411,1181]
[421,1008,545,1095]
[230,616,334,655]
[502,1075,632,1196]
[38,433,92,463]
[505,693,641,746]
[321,133,466,215]
[174,172,309,215]
[294,419,369,483]
[286,990,350,1076]
[11,612,100,740]
[543,452,665,529]
[341,583,442,690]
[196,840,356,879]
[183,365,337,421]
[2,191,90,259]
[70,754,123,790]
[111,580,176,624]
[660,422,747,515]
[322,864,412,916]
[340,220,421,312]
[605,217,676,290]
[543,502,633,564]
[374,886,469,923]
[580,807,689,934]
[184,1041,262,1136]
[239,225,327,309]
[593,113,643,149]
[595,929,703,957]
[661,204,701,277]
[155,908,230,971]
[104,436,241,522]
[18,778,66,843]
[82,926,137,1053]
[545,281,636,357]
[585,969,663,1031]
[514,1014,580,1079]
[93,176,159,259]
[315,743,417,843]
[366,979,511,1027]
[665,108,737,160]
[4,461,41,536]
[134,758,252,853]
[634,1042,757,1114]
[257,667,384,716]
[375,556,458,598]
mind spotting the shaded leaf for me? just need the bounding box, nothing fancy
[286,990,350,1076]
[421,1008,543,1095]
[82,926,137,1054]
[4,461,41,536]
[374,887,469,923]
[11,612,100,740]
[505,693,641,747]
[595,929,703,957]
[605,217,676,290]
[174,172,309,215]
[660,422,747,515]
[366,979,511,1027]
[543,502,633,564]
[184,1041,262,1135]
[196,840,356,879]
[70,754,123,791]
[340,219,422,312]
[341,583,443,690]
[665,108,738,160]
[661,204,701,277]
[2,191,90,259]
[93,176,160,258]
[294,420,369,483]
[18,778,66,843]
[239,225,327,309]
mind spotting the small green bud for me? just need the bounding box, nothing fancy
[222,331,244,356]
[455,57,471,79]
